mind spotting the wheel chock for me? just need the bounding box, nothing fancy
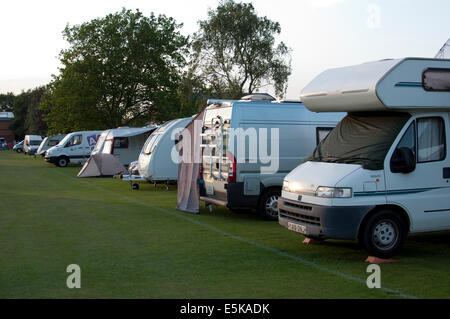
[302,237,324,245]
[365,256,398,264]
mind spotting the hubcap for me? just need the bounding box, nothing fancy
[372,220,398,251]
[60,159,67,166]
[265,195,279,217]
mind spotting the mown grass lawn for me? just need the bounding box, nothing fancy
[0,150,449,299]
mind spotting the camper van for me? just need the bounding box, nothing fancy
[199,94,345,220]
[23,135,43,155]
[279,57,450,258]
[36,134,66,156]
[137,117,193,183]
[45,131,102,167]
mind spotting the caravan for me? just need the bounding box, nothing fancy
[23,135,43,155]
[279,58,450,258]
[137,117,193,184]
[77,127,156,178]
[199,94,345,220]
[36,134,66,156]
[45,131,102,167]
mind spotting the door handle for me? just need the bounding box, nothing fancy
[444,168,450,179]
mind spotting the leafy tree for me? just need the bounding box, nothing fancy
[193,0,291,99]
[42,8,189,134]
[0,93,15,112]
[9,87,47,140]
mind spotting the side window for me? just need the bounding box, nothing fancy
[396,121,416,158]
[316,127,333,146]
[417,117,446,163]
[48,139,59,147]
[422,68,450,92]
[114,137,128,149]
[66,135,82,147]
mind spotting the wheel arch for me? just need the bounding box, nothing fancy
[357,204,411,239]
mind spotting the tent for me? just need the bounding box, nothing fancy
[93,126,156,166]
[176,110,206,214]
[77,153,127,178]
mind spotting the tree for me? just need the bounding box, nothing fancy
[9,87,47,140]
[0,93,15,112]
[42,8,189,134]
[193,0,291,99]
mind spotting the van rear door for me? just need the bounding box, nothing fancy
[201,105,233,204]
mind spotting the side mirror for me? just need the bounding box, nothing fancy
[390,147,416,174]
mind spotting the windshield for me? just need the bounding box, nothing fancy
[58,134,73,146]
[306,112,411,170]
[30,140,41,146]
[93,132,108,153]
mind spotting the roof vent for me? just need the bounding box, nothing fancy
[240,93,276,102]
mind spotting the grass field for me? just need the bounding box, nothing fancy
[0,150,449,299]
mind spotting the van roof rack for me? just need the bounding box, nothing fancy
[240,93,276,102]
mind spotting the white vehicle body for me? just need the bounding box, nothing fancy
[36,134,66,156]
[23,135,43,155]
[279,58,450,257]
[13,140,24,153]
[92,127,156,166]
[199,95,345,219]
[138,117,193,182]
[45,131,102,167]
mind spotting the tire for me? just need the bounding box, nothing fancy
[132,183,139,190]
[16,148,23,153]
[258,188,281,221]
[56,156,69,167]
[359,210,407,259]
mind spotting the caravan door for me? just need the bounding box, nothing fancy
[385,113,450,232]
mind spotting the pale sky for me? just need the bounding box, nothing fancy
[0,0,449,99]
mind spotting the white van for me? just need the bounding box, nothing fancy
[23,135,43,155]
[36,134,66,156]
[137,117,193,183]
[45,131,102,167]
[199,94,345,220]
[279,58,450,258]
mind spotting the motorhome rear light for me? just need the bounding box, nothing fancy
[227,152,236,183]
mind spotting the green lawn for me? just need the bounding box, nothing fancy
[0,150,448,299]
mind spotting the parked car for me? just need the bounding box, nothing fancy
[13,140,24,153]
[36,134,66,156]
[279,57,450,258]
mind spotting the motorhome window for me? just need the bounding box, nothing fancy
[417,117,446,163]
[114,137,128,149]
[395,122,416,159]
[316,127,333,146]
[422,68,450,92]
[66,135,82,147]
[306,112,411,170]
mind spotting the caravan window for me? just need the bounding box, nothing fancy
[114,137,128,149]
[422,68,450,92]
[417,117,446,163]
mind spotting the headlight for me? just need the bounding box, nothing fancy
[315,186,352,198]
[282,181,290,192]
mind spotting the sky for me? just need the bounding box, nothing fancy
[0,0,449,99]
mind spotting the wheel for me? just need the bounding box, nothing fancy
[56,156,69,167]
[359,210,407,259]
[16,148,23,153]
[132,183,139,190]
[258,188,281,221]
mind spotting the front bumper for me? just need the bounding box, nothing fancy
[45,156,57,164]
[278,197,374,240]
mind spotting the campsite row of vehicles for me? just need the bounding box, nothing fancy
[14,57,450,258]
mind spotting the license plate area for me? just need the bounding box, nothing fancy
[288,222,307,235]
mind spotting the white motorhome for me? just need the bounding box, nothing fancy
[36,134,66,156]
[92,127,156,166]
[23,135,43,155]
[45,131,102,167]
[137,117,193,183]
[279,58,450,258]
[199,94,345,220]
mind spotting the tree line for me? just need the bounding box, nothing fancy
[0,1,291,140]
